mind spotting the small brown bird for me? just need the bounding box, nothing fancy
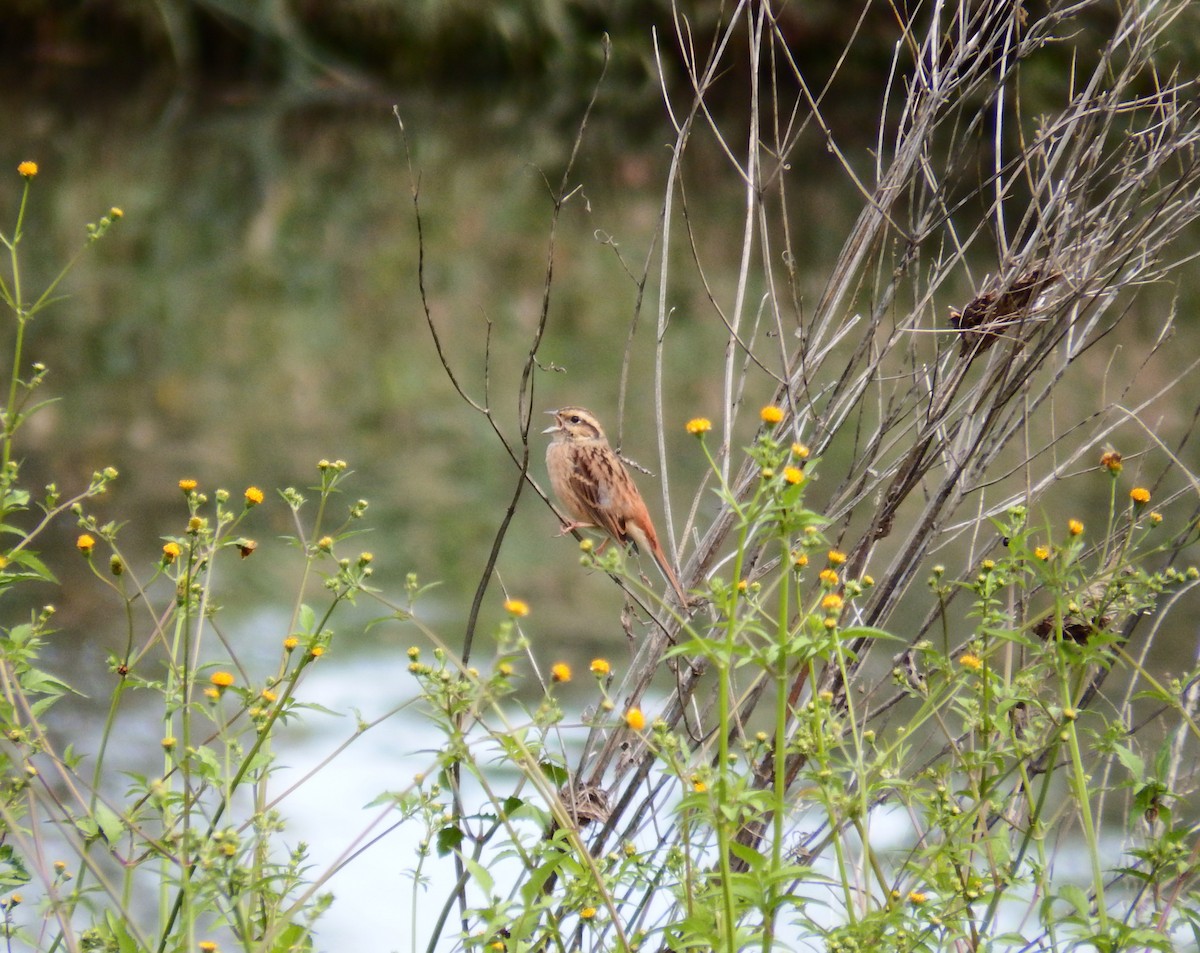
[544,406,688,606]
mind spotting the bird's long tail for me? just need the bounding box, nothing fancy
[627,524,689,607]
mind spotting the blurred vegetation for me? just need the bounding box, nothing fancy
[9,0,1197,129]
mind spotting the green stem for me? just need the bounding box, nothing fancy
[715,517,750,953]
[764,539,791,953]
[1064,718,1108,932]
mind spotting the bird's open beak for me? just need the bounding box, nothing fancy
[542,409,560,434]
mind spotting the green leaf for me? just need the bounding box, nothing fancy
[0,845,30,888]
[464,857,494,896]
[8,549,57,584]
[189,745,223,782]
[539,760,568,786]
[19,668,74,698]
[271,922,312,953]
[92,803,124,845]
[838,625,901,644]
[436,823,463,857]
[1059,883,1091,918]
[104,910,141,953]
[1113,743,1144,780]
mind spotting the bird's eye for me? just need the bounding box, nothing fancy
[569,415,581,424]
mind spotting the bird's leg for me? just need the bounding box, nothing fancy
[555,520,595,538]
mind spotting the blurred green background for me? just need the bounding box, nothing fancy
[4,0,1199,681]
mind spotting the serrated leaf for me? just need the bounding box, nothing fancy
[271,922,312,953]
[9,549,57,584]
[839,626,901,644]
[1155,739,1172,779]
[436,824,463,857]
[7,623,33,645]
[189,745,223,782]
[1059,883,1090,918]
[92,803,124,845]
[0,845,30,888]
[104,910,141,953]
[1113,743,1144,779]
[464,857,494,896]
[539,760,569,786]
[293,701,343,718]
[20,669,74,698]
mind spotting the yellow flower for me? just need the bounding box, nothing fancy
[760,405,784,424]
[1067,519,1083,536]
[827,550,847,565]
[316,535,334,552]
[203,687,220,701]
[625,707,646,731]
[1100,450,1122,474]
[908,891,927,905]
[1130,487,1151,505]
[261,689,277,703]
[793,552,808,568]
[109,207,123,219]
[161,736,176,749]
[162,542,182,563]
[1033,546,1050,561]
[861,574,874,586]
[309,645,325,658]
[178,478,198,492]
[821,593,843,612]
[1149,511,1162,525]
[783,466,805,485]
[551,662,572,683]
[76,534,96,555]
[187,516,205,534]
[210,671,235,688]
[504,598,530,617]
[497,662,514,677]
[791,442,810,459]
[685,417,712,436]
[981,559,995,571]
[198,943,219,953]
[819,568,839,586]
[17,161,38,178]
[589,658,611,676]
[244,486,264,506]
[283,637,298,652]
[580,906,597,920]
[959,653,983,672]
[691,776,708,793]
[0,555,7,570]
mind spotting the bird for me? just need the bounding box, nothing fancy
[543,406,689,606]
